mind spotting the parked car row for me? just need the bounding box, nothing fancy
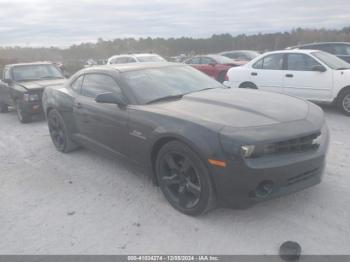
[2,43,346,215]
[224,49,350,115]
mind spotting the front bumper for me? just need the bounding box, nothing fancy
[21,101,43,114]
[212,125,329,209]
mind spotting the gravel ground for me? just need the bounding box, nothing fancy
[0,105,349,255]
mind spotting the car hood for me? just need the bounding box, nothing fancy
[146,88,310,128]
[17,79,66,91]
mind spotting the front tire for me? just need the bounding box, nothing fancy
[16,100,31,123]
[337,89,350,116]
[239,82,257,89]
[156,141,216,216]
[47,109,78,153]
[0,102,9,113]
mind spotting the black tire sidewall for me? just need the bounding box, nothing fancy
[16,100,31,123]
[240,82,257,89]
[156,141,215,216]
[338,90,350,116]
[0,101,8,113]
[48,109,69,152]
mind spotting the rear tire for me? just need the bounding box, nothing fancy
[239,82,257,89]
[156,141,216,216]
[0,102,9,113]
[337,89,350,116]
[47,109,79,153]
[16,100,32,123]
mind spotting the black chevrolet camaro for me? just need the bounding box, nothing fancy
[42,63,329,216]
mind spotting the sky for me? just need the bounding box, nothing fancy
[0,0,349,47]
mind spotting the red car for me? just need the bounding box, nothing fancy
[184,55,241,82]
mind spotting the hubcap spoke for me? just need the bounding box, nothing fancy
[162,174,181,185]
[165,155,178,170]
[180,158,191,174]
[186,181,201,198]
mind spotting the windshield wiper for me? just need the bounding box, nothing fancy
[337,67,350,70]
[146,94,184,104]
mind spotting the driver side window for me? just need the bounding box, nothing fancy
[81,74,121,98]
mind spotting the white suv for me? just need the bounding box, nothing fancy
[225,49,350,115]
[107,53,166,64]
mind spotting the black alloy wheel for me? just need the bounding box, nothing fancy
[338,90,350,116]
[156,141,215,216]
[48,109,78,153]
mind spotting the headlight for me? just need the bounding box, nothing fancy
[241,145,255,158]
[23,93,39,102]
[312,132,322,148]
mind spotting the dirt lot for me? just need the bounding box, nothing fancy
[0,105,349,255]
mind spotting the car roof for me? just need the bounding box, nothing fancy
[5,61,54,68]
[263,49,321,55]
[84,62,181,73]
[288,42,350,49]
[220,50,259,54]
[108,53,161,60]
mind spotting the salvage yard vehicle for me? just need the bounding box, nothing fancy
[0,62,65,123]
[219,50,260,65]
[107,53,166,64]
[287,42,350,63]
[43,62,329,216]
[184,55,241,83]
[225,49,350,115]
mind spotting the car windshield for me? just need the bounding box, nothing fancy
[312,51,350,70]
[121,65,224,104]
[12,64,64,81]
[137,55,165,62]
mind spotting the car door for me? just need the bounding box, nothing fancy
[249,53,284,93]
[199,57,218,78]
[283,53,333,101]
[74,73,129,156]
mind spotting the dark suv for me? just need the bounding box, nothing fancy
[0,62,65,123]
[288,42,350,63]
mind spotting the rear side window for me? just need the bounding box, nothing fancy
[71,75,84,93]
[253,54,284,70]
[81,74,121,98]
[185,57,201,64]
[287,54,322,71]
[201,57,215,64]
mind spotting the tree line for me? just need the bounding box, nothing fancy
[1,27,350,73]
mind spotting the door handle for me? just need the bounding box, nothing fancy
[251,72,258,76]
[75,102,83,109]
[286,74,294,78]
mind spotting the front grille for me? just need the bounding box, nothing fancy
[273,132,320,154]
[286,168,319,186]
[252,132,321,158]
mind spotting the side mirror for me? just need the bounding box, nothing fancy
[312,65,326,72]
[95,92,127,107]
[209,62,217,67]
